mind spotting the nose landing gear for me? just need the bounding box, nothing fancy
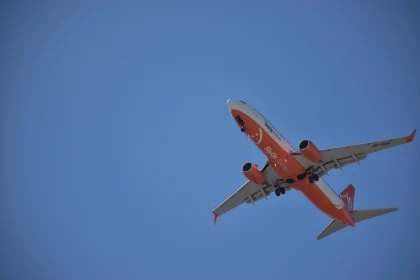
[235,115,247,132]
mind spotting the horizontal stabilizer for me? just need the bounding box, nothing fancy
[317,207,398,240]
[350,208,398,223]
[317,219,347,240]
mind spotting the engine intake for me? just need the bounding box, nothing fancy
[299,140,309,150]
[242,162,264,185]
[298,139,321,162]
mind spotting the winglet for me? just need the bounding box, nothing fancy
[405,129,417,143]
[213,211,219,225]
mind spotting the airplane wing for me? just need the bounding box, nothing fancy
[293,129,416,178]
[213,162,291,224]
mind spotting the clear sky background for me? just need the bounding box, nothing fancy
[1,1,419,279]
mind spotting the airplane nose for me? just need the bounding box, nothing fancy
[227,99,233,109]
[227,99,237,110]
[227,99,246,111]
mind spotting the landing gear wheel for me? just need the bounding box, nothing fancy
[275,188,281,196]
[286,178,295,184]
[309,176,314,184]
[279,187,286,195]
[313,174,319,181]
[297,173,306,180]
[240,127,246,132]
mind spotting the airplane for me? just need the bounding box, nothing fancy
[213,99,416,240]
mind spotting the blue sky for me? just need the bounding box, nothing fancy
[1,1,419,279]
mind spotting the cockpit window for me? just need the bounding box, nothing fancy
[240,100,246,104]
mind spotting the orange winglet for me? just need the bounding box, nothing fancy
[405,129,417,143]
[213,211,219,225]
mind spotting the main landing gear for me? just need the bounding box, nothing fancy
[308,174,319,183]
[275,187,286,197]
[296,171,319,184]
[285,178,295,184]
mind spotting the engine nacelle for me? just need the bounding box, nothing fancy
[242,162,264,185]
[298,140,321,162]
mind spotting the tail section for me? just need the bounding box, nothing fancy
[317,219,347,240]
[339,184,355,212]
[317,184,398,240]
[350,208,399,223]
[317,208,398,240]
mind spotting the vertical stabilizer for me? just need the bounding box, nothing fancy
[340,184,355,212]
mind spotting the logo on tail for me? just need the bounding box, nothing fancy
[340,184,355,212]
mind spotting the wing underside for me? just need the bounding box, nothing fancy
[294,129,416,178]
[213,162,291,223]
[213,129,415,225]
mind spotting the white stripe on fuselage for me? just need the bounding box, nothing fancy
[229,100,344,209]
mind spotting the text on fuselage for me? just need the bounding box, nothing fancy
[264,121,287,144]
[264,146,288,172]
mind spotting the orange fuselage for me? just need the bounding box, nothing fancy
[229,101,354,227]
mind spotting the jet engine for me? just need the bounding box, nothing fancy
[298,140,321,162]
[242,162,264,185]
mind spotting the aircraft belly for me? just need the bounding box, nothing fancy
[234,111,346,220]
[302,187,337,217]
[231,109,306,187]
